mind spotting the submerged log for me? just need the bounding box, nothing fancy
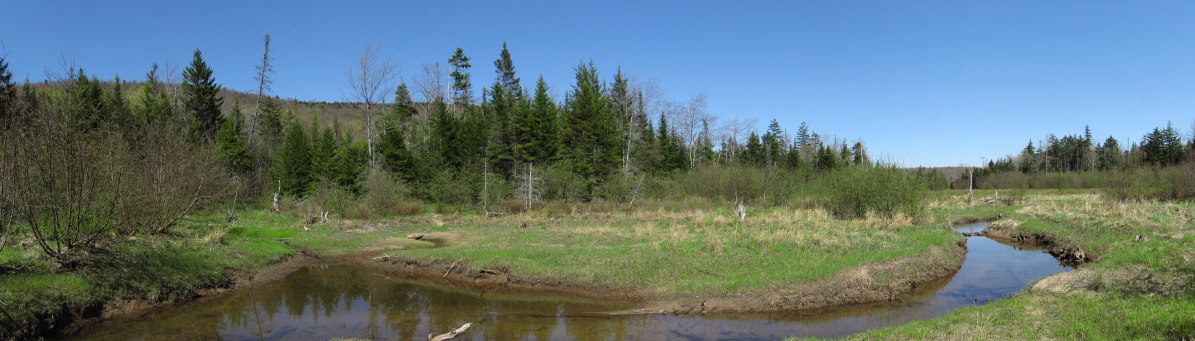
[429,323,472,341]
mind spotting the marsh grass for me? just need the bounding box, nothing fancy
[387,206,960,295]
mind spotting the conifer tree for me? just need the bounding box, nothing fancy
[333,139,368,194]
[562,61,619,197]
[494,42,521,98]
[744,132,764,167]
[182,49,224,142]
[216,97,251,172]
[103,76,132,131]
[308,117,337,181]
[484,43,525,177]
[70,71,106,131]
[0,56,15,125]
[448,47,472,110]
[527,75,559,163]
[273,120,313,196]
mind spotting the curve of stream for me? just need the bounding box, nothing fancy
[63,221,1072,340]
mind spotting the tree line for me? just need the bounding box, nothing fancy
[0,37,927,263]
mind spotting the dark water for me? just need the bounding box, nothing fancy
[65,222,1071,341]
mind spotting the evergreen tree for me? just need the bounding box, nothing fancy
[762,119,783,166]
[1097,136,1121,170]
[104,76,134,135]
[0,56,15,125]
[814,144,838,171]
[493,42,521,98]
[273,121,314,196]
[379,114,414,181]
[527,75,560,163]
[333,139,369,194]
[257,97,285,148]
[486,43,523,177]
[744,132,764,167]
[795,122,811,157]
[851,141,869,167]
[135,63,174,127]
[216,97,251,172]
[391,82,417,121]
[182,49,224,142]
[70,71,105,131]
[308,117,337,181]
[448,47,472,108]
[562,61,619,197]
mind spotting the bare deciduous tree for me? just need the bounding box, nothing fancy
[344,38,400,163]
[248,34,274,147]
[721,116,758,162]
[667,93,709,168]
[412,61,447,118]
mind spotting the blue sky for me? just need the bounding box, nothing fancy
[3,0,1194,167]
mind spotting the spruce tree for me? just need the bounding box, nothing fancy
[528,75,559,163]
[448,47,472,108]
[104,76,134,136]
[182,49,224,142]
[562,61,619,197]
[70,71,105,131]
[333,139,368,194]
[494,42,521,98]
[135,63,174,127]
[216,97,251,172]
[274,121,313,196]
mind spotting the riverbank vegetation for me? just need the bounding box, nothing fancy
[830,194,1195,340]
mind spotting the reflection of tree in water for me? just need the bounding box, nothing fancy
[70,264,636,340]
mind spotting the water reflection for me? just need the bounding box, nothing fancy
[66,221,1071,341]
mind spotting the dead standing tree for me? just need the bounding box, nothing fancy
[248,33,274,147]
[345,39,400,164]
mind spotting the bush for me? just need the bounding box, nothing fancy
[819,166,925,219]
[362,167,412,214]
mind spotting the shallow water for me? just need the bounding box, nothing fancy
[64,222,1071,340]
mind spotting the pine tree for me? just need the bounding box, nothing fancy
[562,61,619,197]
[448,47,472,109]
[273,120,314,196]
[182,49,224,142]
[216,97,251,172]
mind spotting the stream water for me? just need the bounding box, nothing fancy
[63,222,1071,340]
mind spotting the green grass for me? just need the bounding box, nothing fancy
[828,291,1195,340]
[0,212,297,338]
[385,206,962,295]
[799,192,1195,340]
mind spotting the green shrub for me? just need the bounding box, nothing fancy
[820,166,926,219]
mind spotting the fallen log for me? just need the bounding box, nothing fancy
[430,323,471,341]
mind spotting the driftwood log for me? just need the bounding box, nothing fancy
[429,323,471,341]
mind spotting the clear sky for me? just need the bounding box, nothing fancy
[3,0,1194,167]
